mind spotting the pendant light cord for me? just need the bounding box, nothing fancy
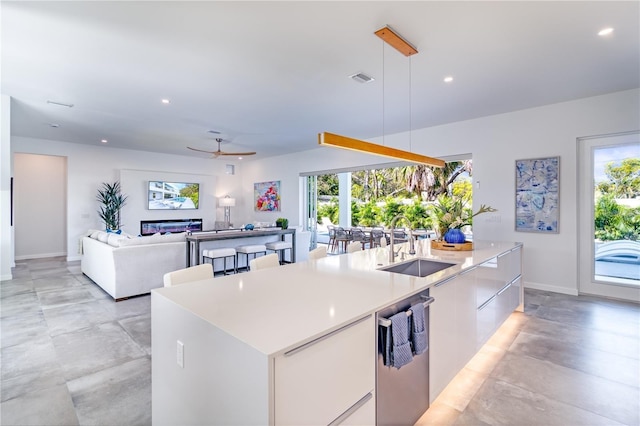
[409,55,412,153]
[382,40,385,147]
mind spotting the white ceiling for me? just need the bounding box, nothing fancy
[2,1,639,160]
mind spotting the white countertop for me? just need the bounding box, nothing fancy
[152,239,521,356]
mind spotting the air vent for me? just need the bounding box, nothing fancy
[349,72,375,83]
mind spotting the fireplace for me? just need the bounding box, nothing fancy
[140,218,203,236]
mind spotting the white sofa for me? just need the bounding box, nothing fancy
[81,230,186,300]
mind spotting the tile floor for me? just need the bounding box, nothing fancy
[1,257,639,425]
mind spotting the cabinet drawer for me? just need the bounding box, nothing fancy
[274,315,375,425]
[498,247,521,284]
[334,392,375,426]
[476,293,497,349]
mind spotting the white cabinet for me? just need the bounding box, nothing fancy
[429,275,458,402]
[431,245,524,402]
[274,315,375,425]
[476,247,523,349]
[429,267,477,402]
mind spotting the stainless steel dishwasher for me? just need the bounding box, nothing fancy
[376,289,433,426]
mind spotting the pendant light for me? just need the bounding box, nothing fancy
[319,26,444,168]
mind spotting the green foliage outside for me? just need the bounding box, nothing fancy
[380,197,403,225]
[596,158,640,199]
[317,197,339,225]
[595,193,640,241]
[594,157,640,242]
[403,200,432,229]
[180,184,199,208]
[354,201,382,226]
[316,161,474,229]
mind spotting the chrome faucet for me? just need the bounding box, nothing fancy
[389,214,415,262]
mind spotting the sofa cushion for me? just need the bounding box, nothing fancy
[117,232,185,247]
[148,232,186,244]
[107,233,128,247]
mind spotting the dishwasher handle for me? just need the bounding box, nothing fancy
[378,297,434,328]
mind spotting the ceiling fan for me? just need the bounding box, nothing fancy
[187,138,256,158]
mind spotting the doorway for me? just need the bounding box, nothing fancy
[13,153,67,259]
[577,131,639,301]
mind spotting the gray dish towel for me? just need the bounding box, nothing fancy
[410,302,428,355]
[390,312,413,369]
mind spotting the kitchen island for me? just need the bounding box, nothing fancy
[152,239,522,425]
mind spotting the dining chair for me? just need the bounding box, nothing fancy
[163,264,214,287]
[308,246,327,260]
[370,228,386,248]
[334,227,351,253]
[392,227,408,242]
[349,228,367,249]
[327,225,337,253]
[249,253,280,271]
[346,241,363,253]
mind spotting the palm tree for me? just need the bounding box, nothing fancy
[401,160,472,200]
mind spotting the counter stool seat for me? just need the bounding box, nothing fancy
[265,241,293,265]
[203,247,237,275]
[236,244,267,271]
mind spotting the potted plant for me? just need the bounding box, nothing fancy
[97,181,128,231]
[429,195,496,243]
[275,217,289,229]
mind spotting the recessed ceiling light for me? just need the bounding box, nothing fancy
[444,76,454,83]
[238,157,243,160]
[48,123,60,128]
[161,99,171,104]
[598,27,614,36]
[101,139,108,143]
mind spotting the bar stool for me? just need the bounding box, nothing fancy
[236,244,267,271]
[265,241,293,265]
[202,247,237,275]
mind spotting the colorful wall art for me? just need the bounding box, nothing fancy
[515,156,559,233]
[254,181,281,212]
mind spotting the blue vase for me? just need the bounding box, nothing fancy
[444,228,466,244]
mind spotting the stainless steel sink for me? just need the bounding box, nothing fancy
[378,258,456,277]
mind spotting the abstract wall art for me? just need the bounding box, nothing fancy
[254,180,281,212]
[515,156,559,233]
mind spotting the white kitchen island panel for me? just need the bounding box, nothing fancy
[152,293,271,426]
[151,239,523,425]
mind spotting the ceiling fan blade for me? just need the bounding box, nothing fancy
[216,151,257,156]
[187,146,217,154]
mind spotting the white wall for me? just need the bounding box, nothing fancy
[120,169,216,235]
[241,89,640,295]
[1,94,13,279]
[14,153,67,259]
[11,137,242,261]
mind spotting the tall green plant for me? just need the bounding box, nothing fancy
[403,200,432,229]
[97,181,128,230]
[355,201,382,226]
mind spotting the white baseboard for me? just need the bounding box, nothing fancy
[14,252,67,261]
[1,273,13,281]
[524,280,579,296]
[67,255,81,262]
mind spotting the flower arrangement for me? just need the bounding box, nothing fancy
[430,195,496,240]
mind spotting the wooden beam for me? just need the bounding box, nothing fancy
[318,132,444,168]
